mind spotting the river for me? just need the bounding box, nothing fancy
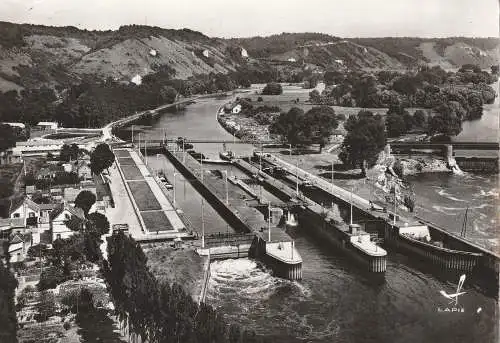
[127,87,498,343]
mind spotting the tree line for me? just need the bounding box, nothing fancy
[104,231,269,343]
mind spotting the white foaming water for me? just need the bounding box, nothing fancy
[475,189,500,198]
[207,259,284,301]
[436,189,468,202]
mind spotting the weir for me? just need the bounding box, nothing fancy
[162,143,303,280]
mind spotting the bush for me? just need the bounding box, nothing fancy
[262,82,283,95]
[63,322,71,330]
[35,291,56,322]
[257,96,263,102]
[336,113,346,121]
[38,266,70,291]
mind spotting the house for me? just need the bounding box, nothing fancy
[62,187,97,204]
[36,122,58,130]
[26,185,36,196]
[49,203,85,241]
[0,218,25,239]
[10,198,40,225]
[62,163,73,173]
[9,198,59,228]
[77,160,92,180]
[8,233,32,263]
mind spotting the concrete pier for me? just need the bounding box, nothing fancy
[162,143,303,280]
[234,155,387,273]
[111,147,194,242]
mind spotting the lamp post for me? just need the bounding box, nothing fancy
[350,186,354,225]
[173,172,179,207]
[156,154,160,176]
[200,154,203,182]
[221,170,229,205]
[182,139,186,163]
[201,198,205,249]
[331,159,335,193]
[131,125,134,145]
[393,183,397,226]
[268,202,271,242]
[259,143,263,171]
[295,157,299,197]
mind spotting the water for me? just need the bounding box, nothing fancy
[454,79,499,143]
[407,172,499,251]
[130,86,498,343]
[206,232,497,343]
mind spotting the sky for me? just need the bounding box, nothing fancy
[0,0,498,38]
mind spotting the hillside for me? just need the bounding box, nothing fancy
[0,23,498,94]
[0,22,248,92]
[233,34,499,71]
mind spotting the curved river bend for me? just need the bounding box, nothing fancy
[131,90,498,343]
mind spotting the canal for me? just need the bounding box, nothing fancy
[122,88,498,343]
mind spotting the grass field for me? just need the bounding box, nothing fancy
[114,149,131,158]
[242,91,389,116]
[142,211,173,232]
[144,242,204,298]
[117,157,136,165]
[120,164,143,180]
[128,181,161,211]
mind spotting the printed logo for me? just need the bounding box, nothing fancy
[437,274,466,313]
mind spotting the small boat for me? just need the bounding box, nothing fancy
[158,171,173,189]
[176,137,194,150]
[220,150,235,161]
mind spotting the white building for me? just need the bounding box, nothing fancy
[10,198,59,228]
[49,203,86,241]
[1,122,26,129]
[36,122,59,130]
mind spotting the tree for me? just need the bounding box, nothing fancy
[428,102,463,137]
[160,86,178,104]
[402,111,414,131]
[262,82,282,95]
[65,215,84,232]
[458,64,481,73]
[270,106,338,148]
[491,65,499,75]
[0,179,14,199]
[0,262,17,343]
[35,291,56,322]
[340,111,386,175]
[386,113,406,137]
[309,89,321,103]
[351,74,381,108]
[413,109,427,128]
[90,143,115,175]
[27,244,50,259]
[59,144,72,162]
[74,190,96,215]
[304,106,339,151]
[0,124,17,152]
[87,212,110,236]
